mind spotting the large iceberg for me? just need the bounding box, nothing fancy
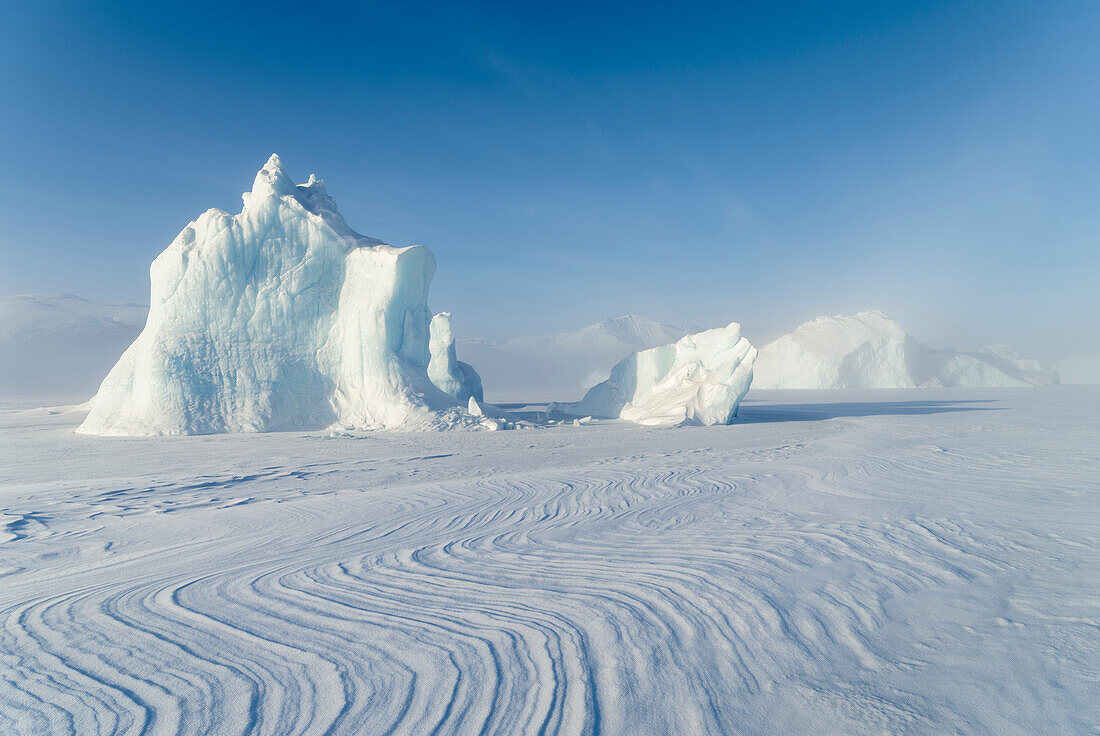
[753,310,1059,389]
[79,155,484,435]
[558,322,757,426]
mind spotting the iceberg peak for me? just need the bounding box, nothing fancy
[293,173,337,217]
[245,153,297,204]
[237,155,384,247]
[854,309,893,321]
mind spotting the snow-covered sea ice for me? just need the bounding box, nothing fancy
[1,387,1096,733]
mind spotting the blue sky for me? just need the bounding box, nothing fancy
[1,0,1097,358]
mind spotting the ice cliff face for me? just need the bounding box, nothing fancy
[561,322,757,426]
[79,155,483,435]
[753,310,1059,389]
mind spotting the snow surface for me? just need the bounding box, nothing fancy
[1,387,1096,734]
[0,294,147,399]
[753,310,1060,389]
[559,322,757,426]
[457,314,690,402]
[79,156,483,435]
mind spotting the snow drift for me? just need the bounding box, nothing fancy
[79,155,484,435]
[753,310,1059,389]
[559,322,757,425]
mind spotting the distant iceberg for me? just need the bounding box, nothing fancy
[79,155,484,435]
[557,322,757,426]
[753,310,1059,389]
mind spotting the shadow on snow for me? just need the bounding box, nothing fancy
[735,399,1001,424]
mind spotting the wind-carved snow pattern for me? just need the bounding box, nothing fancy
[753,310,1060,389]
[3,388,1097,733]
[559,322,757,425]
[78,155,484,435]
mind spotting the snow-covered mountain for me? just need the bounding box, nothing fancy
[458,314,691,402]
[80,155,486,435]
[508,314,689,352]
[0,294,148,398]
[753,310,1059,389]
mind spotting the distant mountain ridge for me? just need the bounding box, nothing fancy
[457,314,691,402]
[0,294,149,397]
[488,314,688,349]
[0,294,147,340]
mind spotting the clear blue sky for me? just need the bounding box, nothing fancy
[1,0,1097,359]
